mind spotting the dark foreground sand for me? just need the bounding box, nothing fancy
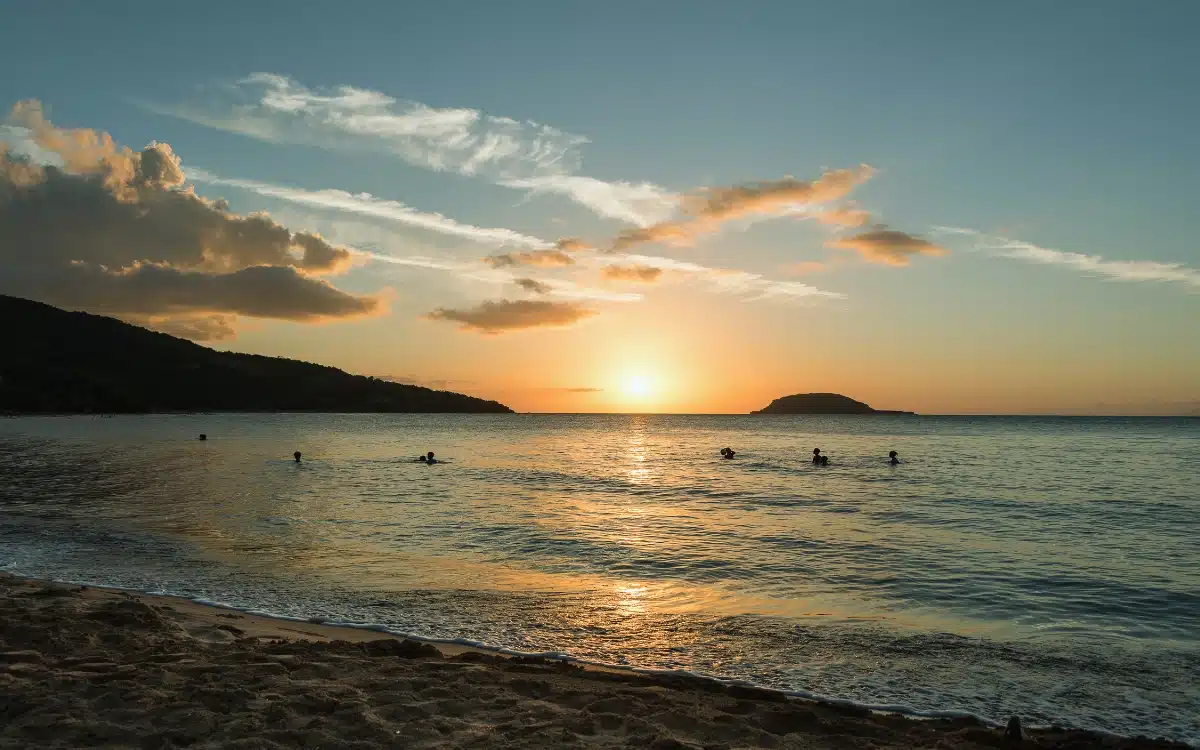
[0,573,1186,749]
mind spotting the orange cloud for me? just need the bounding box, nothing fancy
[609,165,876,251]
[425,299,596,334]
[514,277,552,294]
[483,249,576,268]
[683,166,876,225]
[813,206,871,228]
[553,237,592,252]
[601,264,664,283]
[828,227,948,266]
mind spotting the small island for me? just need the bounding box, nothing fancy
[0,295,513,414]
[752,393,915,415]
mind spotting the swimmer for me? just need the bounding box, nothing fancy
[425,451,438,465]
[417,454,427,463]
[721,447,736,459]
[889,450,900,465]
[812,448,822,465]
[820,454,830,466]
[293,451,301,463]
[198,434,206,441]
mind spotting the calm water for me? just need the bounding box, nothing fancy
[1,414,1197,743]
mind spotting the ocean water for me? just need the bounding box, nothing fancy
[0,414,1197,743]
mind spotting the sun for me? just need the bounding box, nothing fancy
[623,374,652,397]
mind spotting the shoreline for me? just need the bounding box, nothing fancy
[1,572,1189,749]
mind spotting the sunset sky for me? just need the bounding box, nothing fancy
[1,1,1197,414]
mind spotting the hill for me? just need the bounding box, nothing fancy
[752,393,915,415]
[0,295,513,414]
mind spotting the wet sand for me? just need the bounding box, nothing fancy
[0,572,1186,749]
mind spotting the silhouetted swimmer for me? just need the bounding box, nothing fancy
[889,450,900,465]
[820,454,830,466]
[425,451,438,465]
[293,451,301,463]
[1005,715,1023,744]
[721,447,736,459]
[198,434,206,441]
[812,448,821,465]
[417,454,428,463]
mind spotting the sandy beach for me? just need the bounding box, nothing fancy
[0,572,1187,749]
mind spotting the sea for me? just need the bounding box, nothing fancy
[0,414,1196,744]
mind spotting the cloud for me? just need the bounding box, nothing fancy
[684,167,876,224]
[609,166,876,251]
[0,101,380,339]
[123,313,239,342]
[425,299,597,334]
[811,205,872,227]
[483,248,576,268]
[360,249,642,302]
[553,237,592,253]
[514,277,552,294]
[148,73,586,181]
[148,74,676,224]
[188,169,550,248]
[609,254,845,301]
[827,227,948,266]
[932,226,1200,289]
[563,387,602,392]
[500,175,676,226]
[601,264,664,283]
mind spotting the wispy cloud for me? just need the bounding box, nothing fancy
[187,168,550,248]
[933,226,1200,289]
[358,248,641,303]
[148,73,675,225]
[150,73,585,180]
[482,247,577,268]
[828,227,947,266]
[500,175,676,226]
[601,264,664,283]
[610,166,876,251]
[606,254,845,301]
[426,299,597,334]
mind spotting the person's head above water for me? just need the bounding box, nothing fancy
[426,451,435,460]
[720,448,728,455]
[293,451,301,462]
[820,455,829,465]
[889,451,898,458]
[813,448,821,455]
[198,434,206,441]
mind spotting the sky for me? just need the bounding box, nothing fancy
[1,0,1197,414]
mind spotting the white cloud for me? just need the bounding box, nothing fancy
[187,168,552,248]
[149,73,585,180]
[601,253,845,301]
[148,74,675,225]
[500,175,677,227]
[933,226,1200,289]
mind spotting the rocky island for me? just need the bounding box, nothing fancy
[0,295,513,414]
[752,393,915,415]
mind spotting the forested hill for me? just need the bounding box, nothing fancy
[0,295,513,414]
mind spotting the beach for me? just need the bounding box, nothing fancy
[0,572,1189,749]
